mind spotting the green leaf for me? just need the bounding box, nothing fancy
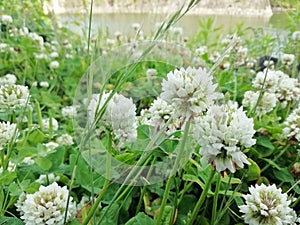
[99,203,120,225]
[155,205,175,225]
[35,157,52,171]
[273,168,294,183]
[246,158,261,181]
[221,177,241,184]
[0,171,17,185]
[125,212,155,225]
[27,129,45,145]
[0,217,25,225]
[255,136,274,157]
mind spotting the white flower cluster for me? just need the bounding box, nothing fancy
[56,133,74,146]
[1,14,13,24]
[283,105,300,141]
[36,173,60,185]
[160,67,221,119]
[87,92,137,148]
[16,182,77,225]
[193,102,256,173]
[0,84,30,108]
[42,118,59,131]
[239,184,297,225]
[281,53,295,66]
[43,141,59,152]
[0,74,17,85]
[140,97,181,134]
[62,105,77,118]
[243,69,300,115]
[0,121,18,150]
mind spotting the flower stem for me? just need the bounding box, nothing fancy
[156,121,191,225]
[187,168,215,225]
[211,173,221,225]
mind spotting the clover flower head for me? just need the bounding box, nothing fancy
[252,69,279,92]
[39,81,49,88]
[0,84,30,108]
[50,61,59,69]
[42,118,59,131]
[276,71,300,104]
[283,105,300,141]
[0,121,18,150]
[292,30,300,41]
[87,92,137,147]
[16,182,77,225]
[195,46,208,56]
[62,105,77,118]
[281,53,295,66]
[43,141,59,152]
[239,183,297,225]
[56,133,74,146]
[36,173,60,185]
[242,90,277,116]
[140,97,181,134]
[193,102,256,173]
[146,68,158,79]
[0,74,17,85]
[1,15,13,24]
[160,66,222,119]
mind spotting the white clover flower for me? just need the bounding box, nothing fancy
[281,53,295,66]
[87,92,137,147]
[140,97,180,134]
[276,71,300,103]
[0,84,30,109]
[209,52,221,63]
[39,81,49,88]
[195,46,208,56]
[292,30,300,41]
[252,69,279,92]
[1,15,13,24]
[36,173,60,184]
[0,74,17,85]
[193,102,255,173]
[242,90,277,117]
[160,67,222,119]
[106,38,116,46]
[50,52,59,58]
[27,32,44,46]
[42,118,59,131]
[43,141,59,152]
[146,68,158,79]
[239,184,297,225]
[22,157,34,165]
[263,60,275,70]
[62,105,77,118]
[237,46,248,58]
[132,22,141,31]
[0,43,8,52]
[34,53,48,60]
[110,94,137,147]
[49,61,59,69]
[16,182,77,225]
[283,106,300,141]
[246,57,257,69]
[56,134,74,146]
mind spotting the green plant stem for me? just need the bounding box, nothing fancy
[187,168,215,225]
[211,173,221,225]
[156,121,191,225]
[261,144,290,173]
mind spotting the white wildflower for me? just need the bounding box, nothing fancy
[16,182,77,225]
[39,81,49,88]
[195,46,208,56]
[36,173,60,184]
[27,32,44,46]
[34,53,48,60]
[242,91,277,117]
[146,68,157,79]
[1,15,13,24]
[49,61,59,69]
[0,84,30,108]
[140,97,180,134]
[0,74,17,85]
[281,53,295,66]
[160,66,222,119]
[276,71,300,103]
[252,69,279,92]
[43,142,59,152]
[87,92,137,147]
[239,184,297,225]
[56,134,74,146]
[49,52,59,58]
[209,52,221,63]
[106,38,116,46]
[263,60,275,70]
[0,43,8,52]
[22,157,34,165]
[283,106,300,141]
[62,105,77,118]
[42,118,59,131]
[292,30,300,41]
[132,22,141,31]
[193,102,255,173]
